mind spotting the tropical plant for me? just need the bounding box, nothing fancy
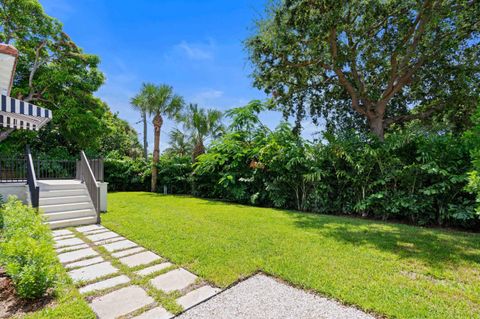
[247,0,480,139]
[465,105,480,213]
[133,83,184,192]
[180,103,224,161]
[165,128,193,157]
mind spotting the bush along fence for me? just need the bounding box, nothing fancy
[0,197,59,299]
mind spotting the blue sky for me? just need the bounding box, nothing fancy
[40,0,318,151]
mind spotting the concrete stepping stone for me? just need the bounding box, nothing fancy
[86,231,121,242]
[58,247,99,264]
[135,262,173,277]
[54,234,75,240]
[83,228,110,235]
[112,247,145,258]
[177,285,221,309]
[66,256,105,270]
[52,229,73,237]
[79,275,130,294]
[150,268,197,293]
[56,243,89,253]
[132,306,174,319]
[93,237,125,245]
[119,251,161,268]
[90,285,154,319]
[102,239,137,252]
[55,237,85,248]
[68,261,118,282]
[76,225,106,233]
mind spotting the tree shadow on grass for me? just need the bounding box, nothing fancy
[290,211,480,269]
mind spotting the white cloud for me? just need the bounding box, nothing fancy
[174,40,215,60]
[191,89,224,105]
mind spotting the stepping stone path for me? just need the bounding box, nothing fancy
[53,225,222,319]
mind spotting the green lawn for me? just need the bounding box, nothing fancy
[103,192,480,319]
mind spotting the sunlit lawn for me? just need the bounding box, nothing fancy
[103,192,480,319]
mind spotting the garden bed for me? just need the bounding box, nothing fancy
[0,268,55,318]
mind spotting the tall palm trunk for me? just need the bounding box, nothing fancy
[151,113,163,192]
[142,111,148,160]
[192,139,205,162]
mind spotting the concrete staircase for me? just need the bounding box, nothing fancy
[38,180,97,229]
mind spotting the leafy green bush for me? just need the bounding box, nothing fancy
[105,153,192,194]
[465,105,480,214]
[0,197,59,299]
[193,103,477,229]
[104,155,149,191]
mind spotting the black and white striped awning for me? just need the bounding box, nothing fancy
[0,94,52,131]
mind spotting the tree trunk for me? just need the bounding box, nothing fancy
[151,113,163,192]
[192,139,205,162]
[142,111,148,160]
[368,116,385,141]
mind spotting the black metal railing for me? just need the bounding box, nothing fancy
[36,159,77,180]
[0,158,27,182]
[76,159,104,182]
[80,151,100,223]
[25,146,39,208]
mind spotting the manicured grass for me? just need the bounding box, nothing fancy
[103,192,480,319]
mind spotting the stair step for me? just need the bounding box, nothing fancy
[41,202,93,214]
[40,195,90,205]
[40,188,87,198]
[46,216,98,230]
[42,209,97,222]
[39,184,85,191]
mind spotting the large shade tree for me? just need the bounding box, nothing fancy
[0,0,130,155]
[181,103,224,161]
[247,0,480,140]
[134,83,184,192]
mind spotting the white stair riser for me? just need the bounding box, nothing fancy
[38,184,85,191]
[43,209,96,222]
[42,202,93,214]
[47,216,97,229]
[40,189,87,198]
[40,195,90,205]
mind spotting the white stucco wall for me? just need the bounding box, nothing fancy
[0,183,29,204]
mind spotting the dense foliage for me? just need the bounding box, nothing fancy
[247,0,480,138]
[105,153,192,194]
[109,102,478,229]
[465,105,480,213]
[0,197,59,299]
[192,103,477,228]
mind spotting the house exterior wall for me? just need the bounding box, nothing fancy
[0,183,28,204]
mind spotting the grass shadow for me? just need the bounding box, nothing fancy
[290,211,480,269]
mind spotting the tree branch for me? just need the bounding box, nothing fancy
[384,101,445,128]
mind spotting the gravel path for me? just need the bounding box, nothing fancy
[177,274,375,319]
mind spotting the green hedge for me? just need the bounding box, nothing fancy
[0,197,59,299]
[104,154,192,194]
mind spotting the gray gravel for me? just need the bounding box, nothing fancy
[176,274,375,319]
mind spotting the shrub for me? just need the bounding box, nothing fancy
[105,153,192,193]
[0,197,59,299]
[465,105,480,214]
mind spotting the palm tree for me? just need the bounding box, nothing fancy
[181,103,224,161]
[165,128,193,156]
[130,92,149,160]
[140,83,184,192]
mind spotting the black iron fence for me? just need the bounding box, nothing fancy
[0,156,103,182]
[0,158,27,182]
